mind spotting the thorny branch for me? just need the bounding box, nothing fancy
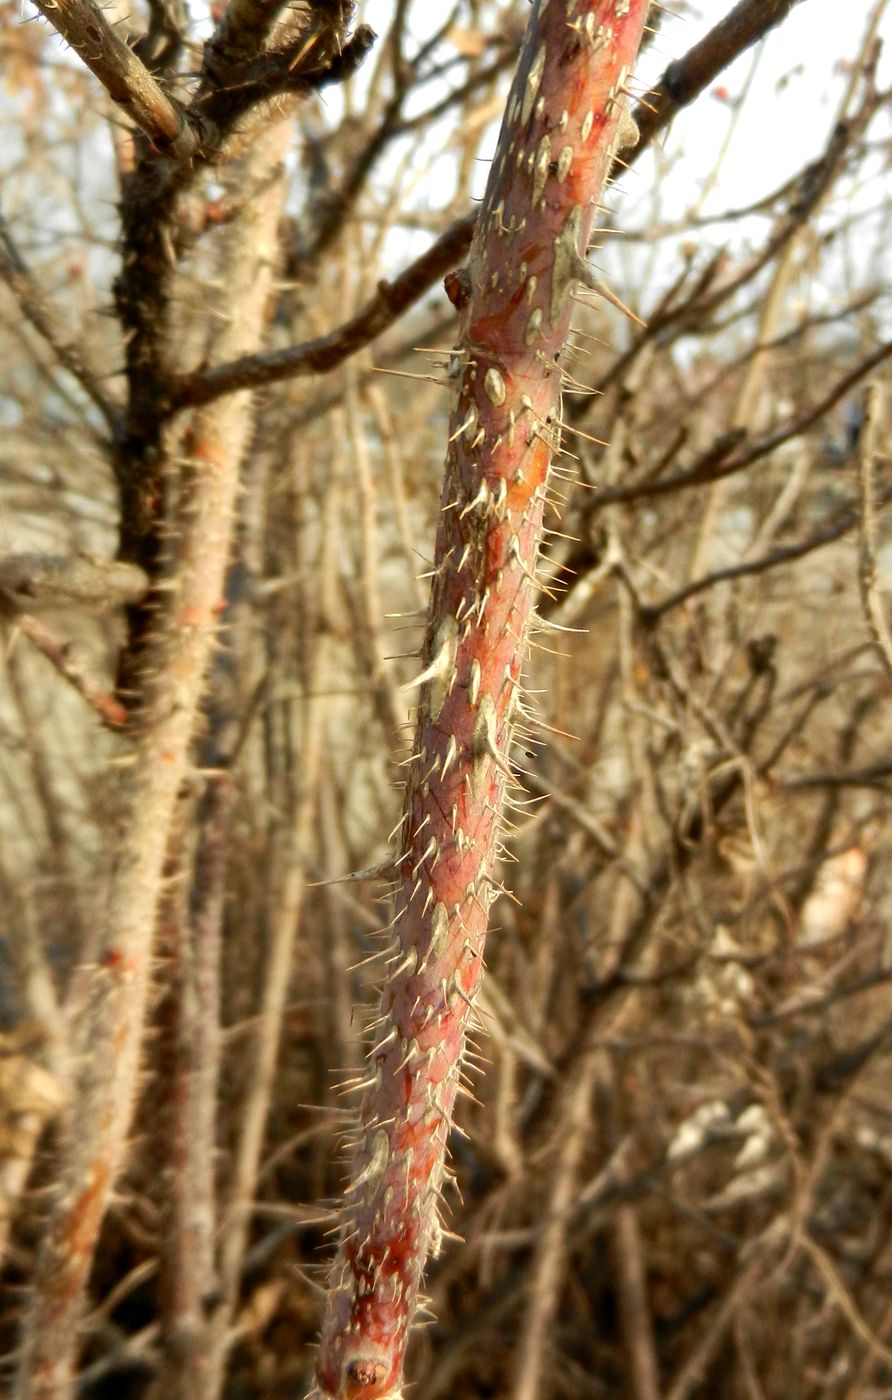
[169,0,817,409]
[2,2,892,1399]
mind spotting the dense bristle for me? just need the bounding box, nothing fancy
[311,4,650,1397]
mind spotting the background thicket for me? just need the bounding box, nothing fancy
[1,1,892,1397]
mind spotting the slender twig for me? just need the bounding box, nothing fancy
[856,382,892,681]
[172,216,475,409]
[595,340,892,508]
[625,0,802,168]
[510,1048,601,1400]
[0,215,120,431]
[642,484,892,623]
[0,594,128,730]
[154,773,233,1400]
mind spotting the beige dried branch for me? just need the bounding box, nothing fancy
[209,435,338,1392]
[510,1048,601,1400]
[856,382,892,681]
[14,113,293,1400]
[153,775,233,1400]
[27,0,213,158]
[0,215,120,431]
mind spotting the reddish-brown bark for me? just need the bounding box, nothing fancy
[312,4,650,1397]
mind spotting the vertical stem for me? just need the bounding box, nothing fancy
[209,431,338,1386]
[16,115,292,1400]
[509,1049,600,1400]
[312,4,650,1397]
[154,774,233,1400]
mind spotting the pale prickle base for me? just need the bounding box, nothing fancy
[311,3,650,1397]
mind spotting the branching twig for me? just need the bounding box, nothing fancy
[28,0,214,158]
[172,215,475,409]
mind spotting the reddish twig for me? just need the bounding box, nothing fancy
[0,595,128,730]
[310,4,650,1397]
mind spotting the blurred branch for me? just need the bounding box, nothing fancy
[0,553,149,610]
[778,761,892,792]
[173,215,473,407]
[856,382,892,681]
[642,484,892,623]
[621,0,803,165]
[595,340,892,508]
[201,0,290,78]
[198,22,377,130]
[133,0,187,71]
[0,594,128,730]
[0,215,120,431]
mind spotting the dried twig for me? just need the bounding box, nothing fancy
[0,216,120,431]
[0,596,128,731]
[15,116,293,1400]
[856,382,892,680]
[27,0,213,158]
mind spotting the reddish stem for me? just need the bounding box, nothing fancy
[313,4,650,1397]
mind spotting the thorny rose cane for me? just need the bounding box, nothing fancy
[311,3,650,1396]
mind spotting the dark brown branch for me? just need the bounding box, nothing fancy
[133,0,187,71]
[641,487,892,623]
[172,215,474,409]
[202,0,290,80]
[778,761,892,792]
[594,340,892,509]
[198,23,377,130]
